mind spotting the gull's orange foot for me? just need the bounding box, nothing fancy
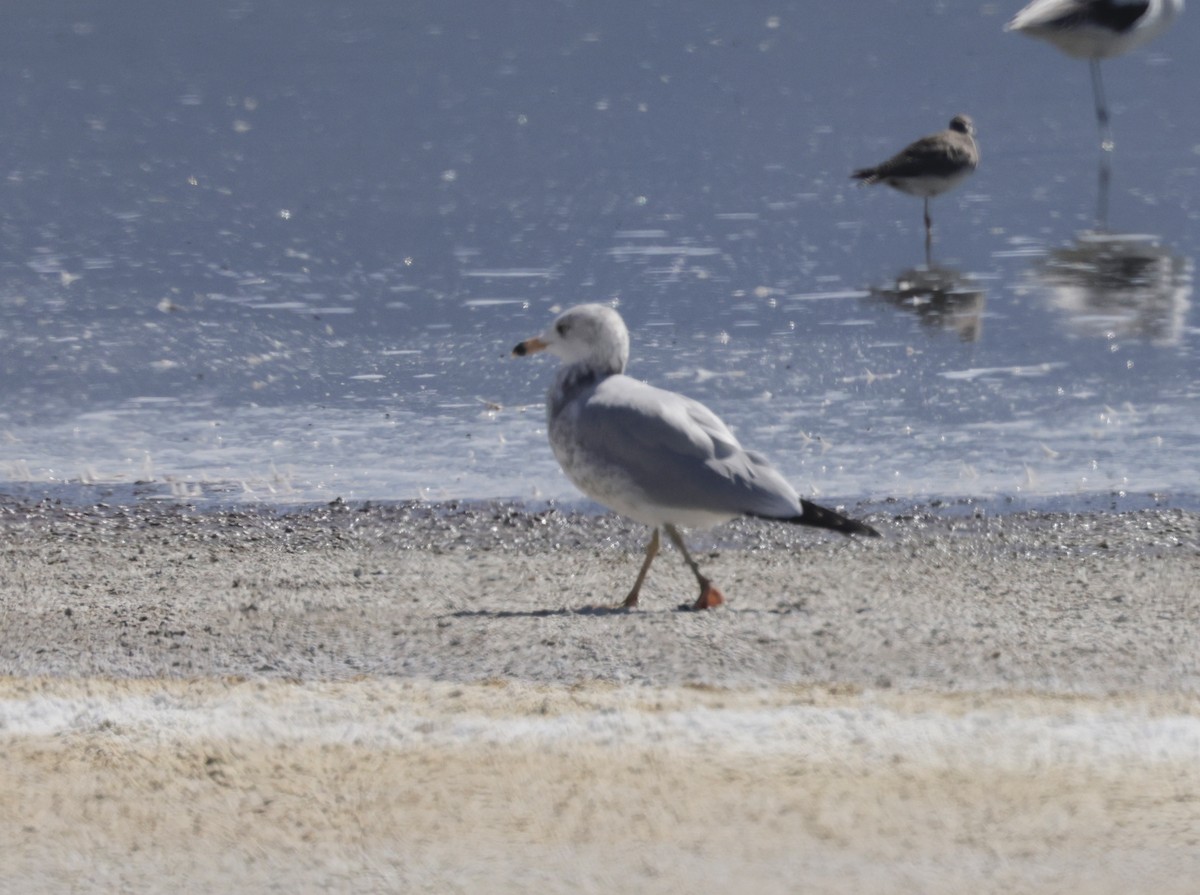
[692,583,725,611]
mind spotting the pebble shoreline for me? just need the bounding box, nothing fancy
[3,497,1199,894]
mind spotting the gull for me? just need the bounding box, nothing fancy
[513,303,879,611]
[1006,0,1184,150]
[851,115,979,246]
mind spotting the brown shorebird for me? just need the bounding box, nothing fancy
[1006,0,1183,151]
[852,114,979,243]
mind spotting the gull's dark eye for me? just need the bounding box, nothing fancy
[556,321,568,336]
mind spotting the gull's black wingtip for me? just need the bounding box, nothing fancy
[797,499,881,538]
[748,501,881,537]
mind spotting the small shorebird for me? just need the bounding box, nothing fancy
[513,303,878,611]
[1006,0,1184,150]
[851,114,979,242]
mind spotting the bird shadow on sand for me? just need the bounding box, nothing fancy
[447,602,729,619]
[446,600,817,619]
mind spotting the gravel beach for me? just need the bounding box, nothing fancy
[3,497,1199,893]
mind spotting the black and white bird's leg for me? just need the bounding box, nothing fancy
[1090,58,1114,151]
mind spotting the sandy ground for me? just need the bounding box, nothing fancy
[2,497,1200,893]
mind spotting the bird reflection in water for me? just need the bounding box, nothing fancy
[869,264,986,342]
[1034,231,1192,344]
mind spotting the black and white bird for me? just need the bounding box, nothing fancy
[1006,0,1184,150]
[852,115,979,242]
[513,303,878,611]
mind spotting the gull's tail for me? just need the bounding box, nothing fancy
[753,500,880,537]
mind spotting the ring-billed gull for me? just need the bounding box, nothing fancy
[513,303,879,611]
[852,115,979,242]
[1005,0,1183,151]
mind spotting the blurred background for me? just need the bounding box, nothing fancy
[1,0,1196,507]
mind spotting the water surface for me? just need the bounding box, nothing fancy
[2,1,1196,507]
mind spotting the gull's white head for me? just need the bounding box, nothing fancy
[513,303,629,375]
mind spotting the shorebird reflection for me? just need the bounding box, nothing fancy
[1035,232,1192,345]
[1095,152,1112,231]
[870,265,986,342]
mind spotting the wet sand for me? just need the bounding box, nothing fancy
[2,498,1199,893]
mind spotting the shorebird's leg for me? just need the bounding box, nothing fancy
[620,527,660,609]
[1090,58,1114,152]
[923,197,932,238]
[663,524,725,610]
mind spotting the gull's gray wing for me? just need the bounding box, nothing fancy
[558,374,803,520]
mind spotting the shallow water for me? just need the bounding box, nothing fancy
[1,1,1197,507]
